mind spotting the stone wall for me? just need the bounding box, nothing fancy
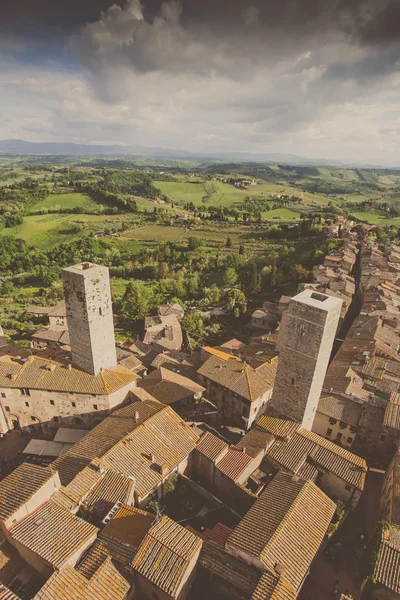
[269,290,342,430]
[62,263,117,376]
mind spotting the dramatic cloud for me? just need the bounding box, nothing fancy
[1,0,400,163]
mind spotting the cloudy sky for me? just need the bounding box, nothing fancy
[1,0,400,163]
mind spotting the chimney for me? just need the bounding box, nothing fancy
[134,411,140,422]
[241,447,246,454]
[150,454,155,464]
[161,464,169,478]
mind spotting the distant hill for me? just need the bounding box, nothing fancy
[0,138,397,168]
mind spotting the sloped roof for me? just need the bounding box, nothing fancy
[196,431,228,462]
[216,447,255,482]
[0,463,55,523]
[78,505,154,576]
[373,526,400,595]
[317,395,362,427]
[10,500,98,570]
[199,540,260,597]
[132,516,202,596]
[34,557,130,600]
[0,584,20,600]
[138,366,205,405]
[251,571,297,600]
[83,471,134,521]
[227,473,335,593]
[198,355,277,401]
[0,354,138,395]
[236,428,274,458]
[52,401,166,485]
[52,400,199,500]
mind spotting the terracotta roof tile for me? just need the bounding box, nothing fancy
[132,516,202,596]
[10,501,98,570]
[0,585,20,600]
[83,471,134,521]
[317,396,362,427]
[35,557,130,600]
[373,526,400,594]
[196,432,228,462]
[0,464,56,523]
[227,473,335,593]
[138,367,205,405]
[0,355,138,395]
[251,571,297,600]
[216,447,254,482]
[199,540,260,597]
[198,355,277,401]
[257,415,300,439]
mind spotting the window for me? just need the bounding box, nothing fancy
[336,432,343,440]
[350,426,358,433]
[30,416,37,422]
[291,378,295,385]
[53,416,59,422]
[24,402,29,407]
[326,428,332,436]
[347,437,353,444]
[339,421,347,429]
[345,485,351,491]
[50,400,55,406]
[71,402,76,408]
[5,406,10,412]
[1,392,6,398]
[20,388,30,396]
[329,418,337,425]
[99,307,103,316]
[93,404,98,410]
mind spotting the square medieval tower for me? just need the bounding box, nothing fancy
[62,262,117,376]
[270,289,342,430]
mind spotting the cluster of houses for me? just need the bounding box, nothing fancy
[251,230,357,335]
[0,252,399,599]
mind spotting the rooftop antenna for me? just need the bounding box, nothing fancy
[152,501,164,524]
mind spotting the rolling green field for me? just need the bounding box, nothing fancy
[350,211,400,226]
[5,213,126,248]
[155,180,250,208]
[30,192,95,212]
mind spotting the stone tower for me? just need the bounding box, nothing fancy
[62,262,117,376]
[269,289,342,430]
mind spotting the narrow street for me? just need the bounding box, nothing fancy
[298,471,383,600]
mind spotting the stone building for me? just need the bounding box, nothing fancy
[197,354,277,429]
[62,262,117,376]
[269,289,342,430]
[0,262,138,433]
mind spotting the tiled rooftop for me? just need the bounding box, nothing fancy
[132,516,202,597]
[196,431,228,462]
[199,540,260,597]
[317,395,362,427]
[198,355,277,401]
[138,366,205,405]
[216,447,254,482]
[52,400,198,500]
[373,526,400,595]
[0,354,138,395]
[10,500,98,570]
[35,557,130,600]
[257,416,367,490]
[227,473,335,593]
[0,464,56,523]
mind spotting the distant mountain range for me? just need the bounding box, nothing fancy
[0,138,396,168]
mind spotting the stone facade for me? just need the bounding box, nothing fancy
[269,290,342,430]
[62,262,117,376]
[312,412,358,449]
[0,382,136,433]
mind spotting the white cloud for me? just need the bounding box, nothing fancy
[0,0,400,165]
